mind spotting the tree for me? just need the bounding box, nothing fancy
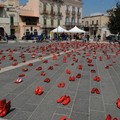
[107,2,120,34]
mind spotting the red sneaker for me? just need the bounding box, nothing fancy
[105,114,112,120]
[62,96,71,105]
[57,96,66,103]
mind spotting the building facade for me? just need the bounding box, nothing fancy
[19,0,82,38]
[82,13,110,40]
[0,0,19,37]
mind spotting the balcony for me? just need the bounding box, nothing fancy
[57,12,63,19]
[41,10,48,15]
[77,12,81,17]
[66,10,70,16]
[72,11,76,15]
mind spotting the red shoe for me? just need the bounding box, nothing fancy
[105,114,112,120]
[76,73,81,78]
[66,69,71,74]
[14,78,22,84]
[91,88,96,94]
[36,66,42,71]
[69,76,75,81]
[57,96,66,103]
[0,99,6,113]
[58,82,65,88]
[35,86,43,95]
[63,59,66,63]
[12,62,18,66]
[59,116,66,120]
[22,68,28,72]
[28,63,33,66]
[91,70,96,73]
[113,118,118,120]
[93,76,100,82]
[0,101,11,117]
[43,60,48,63]
[88,64,94,66]
[95,88,100,94]
[18,74,25,77]
[78,65,82,70]
[48,66,53,70]
[54,64,59,66]
[41,71,46,76]
[116,98,120,109]
[105,66,109,69]
[44,78,50,83]
[62,96,71,105]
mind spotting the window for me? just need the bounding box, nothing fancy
[78,7,80,13]
[71,17,75,25]
[96,20,98,24]
[51,19,54,26]
[51,5,53,13]
[92,20,94,25]
[77,18,80,24]
[72,6,75,12]
[65,16,69,23]
[66,5,69,11]
[43,3,46,11]
[10,16,14,26]
[44,18,47,26]
[58,19,60,25]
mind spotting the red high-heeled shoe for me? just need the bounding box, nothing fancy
[35,86,43,95]
[44,78,50,83]
[14,78,22,84]
[116,98,120,109]
[28,63,33,66]
[57,96,66,103]
[76,73,81,78]
[0,101,11,117]
[22,68,28,72]
[41,71,46,76]
[105,114,112,120]
[69,76,75,81]
[36,66,42,71]
[18,74,25,77]
[91,88,96,94]
[93,76,100,82]
[95,88,100,94]
[78,65,83,70]
[0,99,6,113]
[48,66,53,70]
[62,96,70,105]
[59,116,66,120]
[66,69,71,74]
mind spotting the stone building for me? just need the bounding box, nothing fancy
[19,0,82,38]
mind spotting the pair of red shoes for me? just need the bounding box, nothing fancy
[88,63,94,67]
[58,82,65,88]
[78,65,82,70]
[14,78,22,84]
[93,76,101,82]
[41,71,46,76]
[43,60,48,63]
[28,63,33,66]
[18,73,25,77]
[69,76,75,81]
[54,64,59,66]
[63,59,67,63]
[48,66,53,70]
[44,78,50,83]
[34,86,43,95]
[0,99,11,117]
[66,69,71,74]
[91,88,100,94]
[60,116,71,120]
[76,74,81,78]
[22,68,28,72]
[106,114,118,120]
[12,62,18,66]
[36,66,42,71]
[91,70,96,73]
[57,95,70,105]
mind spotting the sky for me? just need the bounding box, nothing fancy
[20,0,117,16]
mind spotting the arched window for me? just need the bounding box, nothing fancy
[34,29,38,36]
[26,29,30,35]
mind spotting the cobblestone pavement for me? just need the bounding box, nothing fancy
[0,42,120,120]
